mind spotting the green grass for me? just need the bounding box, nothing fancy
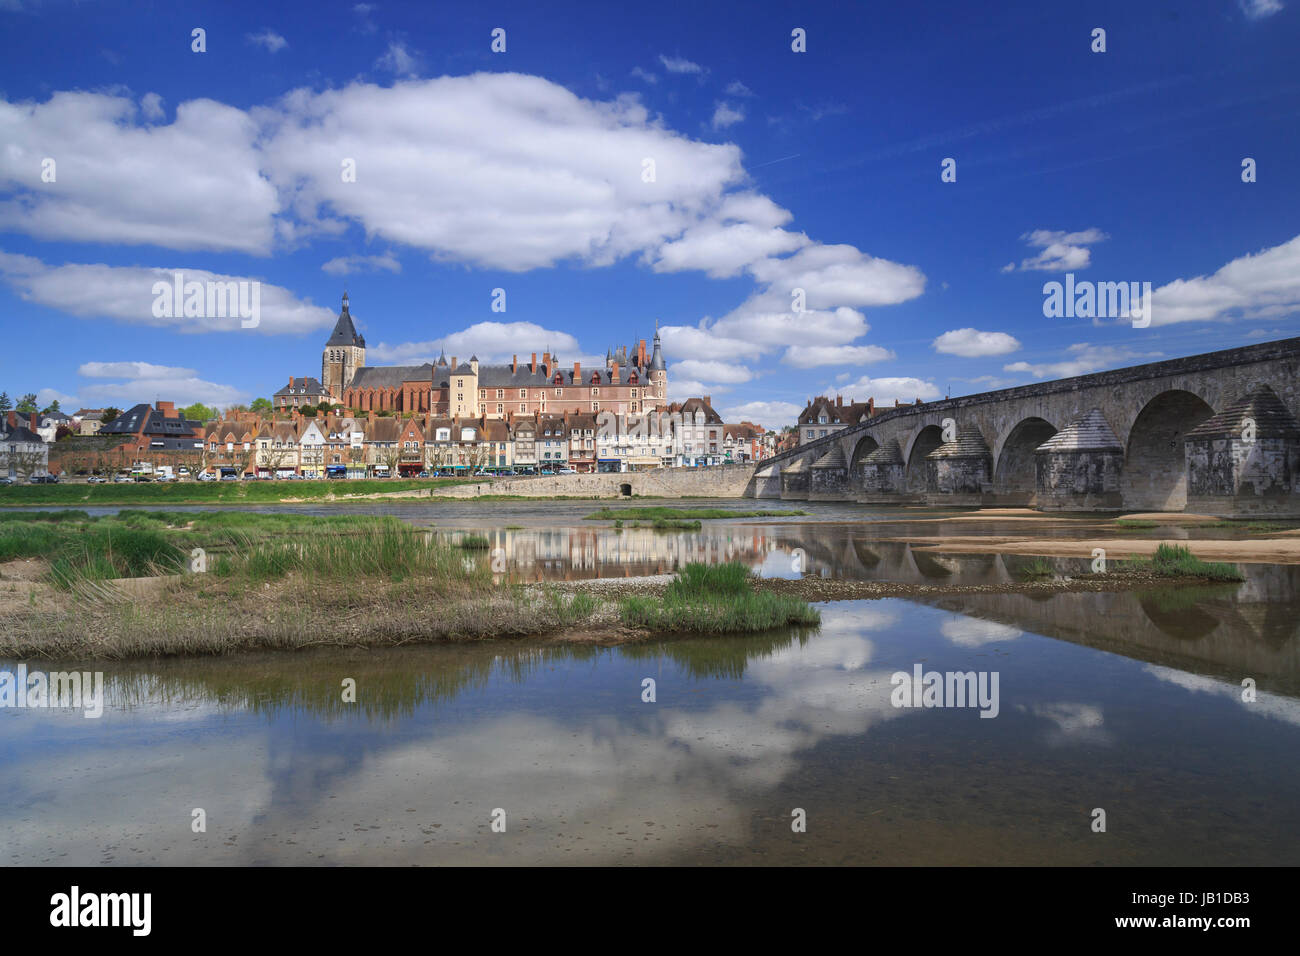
[0,476,477,507]
[622,518,702,531]
[586,506,807,521]
[1122,543,1244,582]
[457,534,492,549]
[1017,558,1056,581]
[619,561,819,634]
[1207,520,1300,533]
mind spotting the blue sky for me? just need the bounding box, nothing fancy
[1,0,1298,426]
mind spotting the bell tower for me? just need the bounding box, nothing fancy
[649,322,667,407]
[322,292,366,401]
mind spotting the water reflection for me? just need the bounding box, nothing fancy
[4,592,1300,865]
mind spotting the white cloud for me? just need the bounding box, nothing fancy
[375,40,421,76]
[79,361,196,379]
[1240,0,1284,19]
[0,253,335,335]
[941,617,1021,647]
[0,91,276,253]
[629,66,657,84]
[257,74,745,272]
[666,378,725,402]
[834,375,941,406]
[321,254,401,275]
[670,359,752,384]
[369,321,596,367]
[725,81,753,97]
[782,344,894,367]
[657,324,766,362]
[1144,233,1300,326]
[247,29,288,53]
[711,102,745,129]
[139,92,164,122]
[36,388,80,409]
[1005,228,1108,273]
[658,55,704,74]
[719,400,800,429]
[74,361,248,409]
[932,328,1022,357]
[711,304,871,349]
[1003,343,1160,379]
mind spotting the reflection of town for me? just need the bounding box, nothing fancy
[464,523,1300,694]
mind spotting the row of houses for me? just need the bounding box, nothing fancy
[39,398,772,479]
[204,398,765,478]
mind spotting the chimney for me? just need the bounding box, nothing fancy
[573,361,581,380]
[867,397,875,415]
[512,354,517,374]
[451,356,457,371]
[637,339,646,366]
[290,375,294,388]
[836,395,842,407]
[703,395,712,407]
[530,352,537,374]
[542,351,550,369]
[611,364,620,384]
[158,401,176,418]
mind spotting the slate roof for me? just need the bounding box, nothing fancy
[1036,408,1123,452]
[926,426,991,459]
[99,403,202,438]
[325,293,365,348]
[812,444,848,469]
[274,377,327,398]
[860,439,905,464]
[349,364,435,390]
[1185,386,1300,441]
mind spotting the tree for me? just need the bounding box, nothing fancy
[101,407,123,425]
[181,402,218,422]
[41,399,62,415]
[316,400,333,415]
[0,393,12,413]
[250,397,273,416]
[16,394,38,413]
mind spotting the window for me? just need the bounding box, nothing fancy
[496,403,504,414]
[555,387,562,397]
[591,387,600,397]
[519,389,527,398]
[519,403,526,412]
[496,389,504,399]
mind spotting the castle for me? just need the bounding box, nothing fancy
[319,293,668,419]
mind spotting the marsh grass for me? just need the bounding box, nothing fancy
[586,507,807,521]
[1122,543,1243,582]
[619,561,818,634]
[1018,558,1056,581]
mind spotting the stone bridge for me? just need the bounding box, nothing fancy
[746,337,1300,515]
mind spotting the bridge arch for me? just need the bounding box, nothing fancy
[1121,389,1216,511]
[993,417,1058,501]
[904,423,945,493]
[850,434,880,467]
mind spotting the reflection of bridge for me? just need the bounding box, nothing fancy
[748,337,1300,515]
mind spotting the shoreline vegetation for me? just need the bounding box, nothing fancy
[0,511,1252,662]
[0,511,820,661]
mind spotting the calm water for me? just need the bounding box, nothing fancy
[3,502,1298,865]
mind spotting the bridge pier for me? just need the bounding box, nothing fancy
[924,425,995,506]
[779,457,811,500]
[1034,409,1125,511]
[1185,386,1300,517]
[809,445,850,500]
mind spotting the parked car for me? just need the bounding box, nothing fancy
[417,471,430,478]
[114,474,133,483]
[557,467,577,475]
[220,474,237,481]
[0,476,14,486]
[86,475,107,483]
[28,474,55,483]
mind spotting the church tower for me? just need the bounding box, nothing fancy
[322,292,366,401]
[649,324,667,406]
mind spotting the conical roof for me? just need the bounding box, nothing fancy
[926,425,990,459]
[1186,385,1300,441]
[326,293,365,348]
[860,439,904,464]
[1036,408,1122,452]
[650,328,666,372]
[812,443,847,468]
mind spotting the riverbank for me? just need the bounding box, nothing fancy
[0,511,818,661]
